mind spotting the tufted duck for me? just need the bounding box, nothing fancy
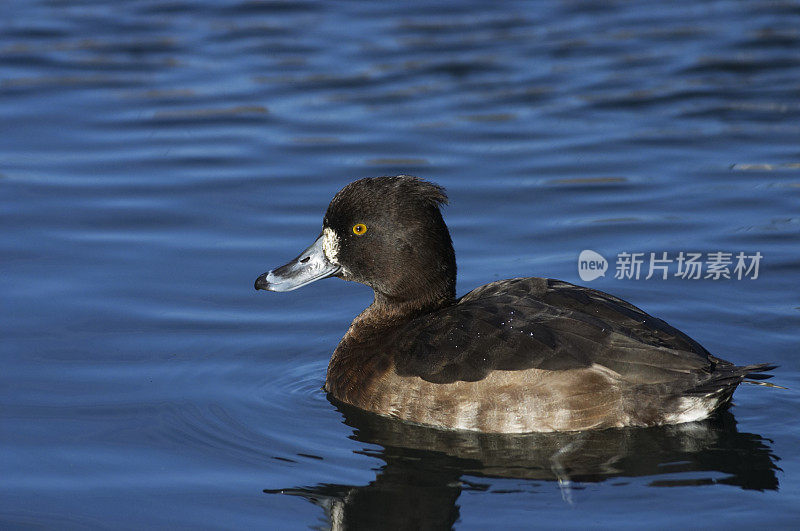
[255,176,775,433]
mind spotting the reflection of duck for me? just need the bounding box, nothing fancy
[265,407,780,528]
[255,176,776,432]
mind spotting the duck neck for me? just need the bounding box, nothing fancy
[332,286,454,357]
[359,289,455,330]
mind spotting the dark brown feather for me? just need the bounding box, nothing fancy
[391,278,764,398]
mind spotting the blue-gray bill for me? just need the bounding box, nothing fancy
[254,233,341,292]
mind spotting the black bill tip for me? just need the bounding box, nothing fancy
[254,272,271,291]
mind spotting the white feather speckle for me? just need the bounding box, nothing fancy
[322,227,340,264]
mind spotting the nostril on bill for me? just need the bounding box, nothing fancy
[300,256,310,263]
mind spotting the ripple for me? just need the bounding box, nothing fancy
[364,157,429,166]
[547,176,627,185]
[152,105,269,120]
[731,162,800,171]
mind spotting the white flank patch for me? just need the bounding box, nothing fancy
[322,227,340,264]
[453,401,479,431]
[665,396,714,424]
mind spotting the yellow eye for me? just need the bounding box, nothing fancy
[352,223,367,235]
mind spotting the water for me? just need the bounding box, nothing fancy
[1,0,799,528]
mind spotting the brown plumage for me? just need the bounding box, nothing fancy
[256,176,776,433]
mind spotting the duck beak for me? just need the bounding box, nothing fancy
[254,233,341,292]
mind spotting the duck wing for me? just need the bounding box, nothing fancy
[391,277,726,385]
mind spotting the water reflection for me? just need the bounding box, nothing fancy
[266,404,779,529]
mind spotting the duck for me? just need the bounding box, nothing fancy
[254,175,775,433]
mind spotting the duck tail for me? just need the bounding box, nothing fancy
[687,363,782,401]
[740,363,786,389]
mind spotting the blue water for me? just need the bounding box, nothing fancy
[2,0,799,528]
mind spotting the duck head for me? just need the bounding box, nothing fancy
[255,175,456,309]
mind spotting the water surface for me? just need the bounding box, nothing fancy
[2,0,799,528]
